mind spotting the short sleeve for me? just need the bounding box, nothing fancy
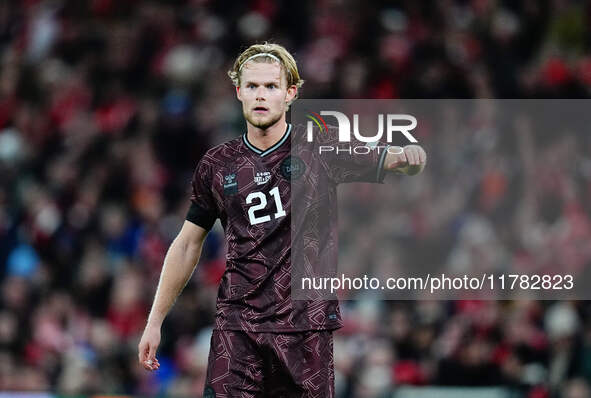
[186,158,218,230]
[318,125,389,185]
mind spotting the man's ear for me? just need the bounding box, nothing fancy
[286,85,297,103]
[236,86,242,101]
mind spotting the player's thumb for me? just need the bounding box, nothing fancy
[388,151,407,170]
[138,340,148,362]
[148,342,157,361]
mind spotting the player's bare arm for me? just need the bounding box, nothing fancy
[138,221,209,371]
[383,144,427,176]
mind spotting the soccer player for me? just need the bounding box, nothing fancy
[138,43,426,397]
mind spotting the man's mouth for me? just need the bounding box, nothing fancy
[253,106,268,114]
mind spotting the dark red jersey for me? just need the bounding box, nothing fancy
[187,123,388,332]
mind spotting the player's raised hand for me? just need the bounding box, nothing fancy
[385,144,427,176]
[138,325,161,371]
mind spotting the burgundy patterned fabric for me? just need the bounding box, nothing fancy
[188,124,385,332]
[204,329,334,398]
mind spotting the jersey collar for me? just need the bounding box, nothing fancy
[242,124,292,157]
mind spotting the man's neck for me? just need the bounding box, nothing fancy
[246,119,288,151]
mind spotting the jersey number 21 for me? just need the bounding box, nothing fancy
[246,187,286,225]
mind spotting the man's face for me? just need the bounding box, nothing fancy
[236,61,297,130]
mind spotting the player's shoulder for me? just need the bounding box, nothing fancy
[199,136,244,166]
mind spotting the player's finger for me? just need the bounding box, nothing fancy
[406,147,418,165]
[141,355,153,370]
[150,358,160,370]
[413,149,421,165]
[144,358,158,371]
[413,147,422,165]
[388,151,406,169]
[418,147,426,164]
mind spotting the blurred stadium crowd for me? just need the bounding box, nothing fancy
[1,0,591,397]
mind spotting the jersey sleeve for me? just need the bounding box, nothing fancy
[186,158,219,230]
[319,125,390,185]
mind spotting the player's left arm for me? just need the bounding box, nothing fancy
[383,144,427,176]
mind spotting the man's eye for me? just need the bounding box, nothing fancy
[267,84,276,89]
[248,84,256,89]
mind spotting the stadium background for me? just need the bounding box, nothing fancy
[1,0,591,397]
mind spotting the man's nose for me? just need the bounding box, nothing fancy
[255,86,266,100]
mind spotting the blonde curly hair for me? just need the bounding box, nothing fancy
[228,42,304,103]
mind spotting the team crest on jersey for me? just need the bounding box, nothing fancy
[223,173,238,195]
[254,171,271,185]
[280,155,306,180]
